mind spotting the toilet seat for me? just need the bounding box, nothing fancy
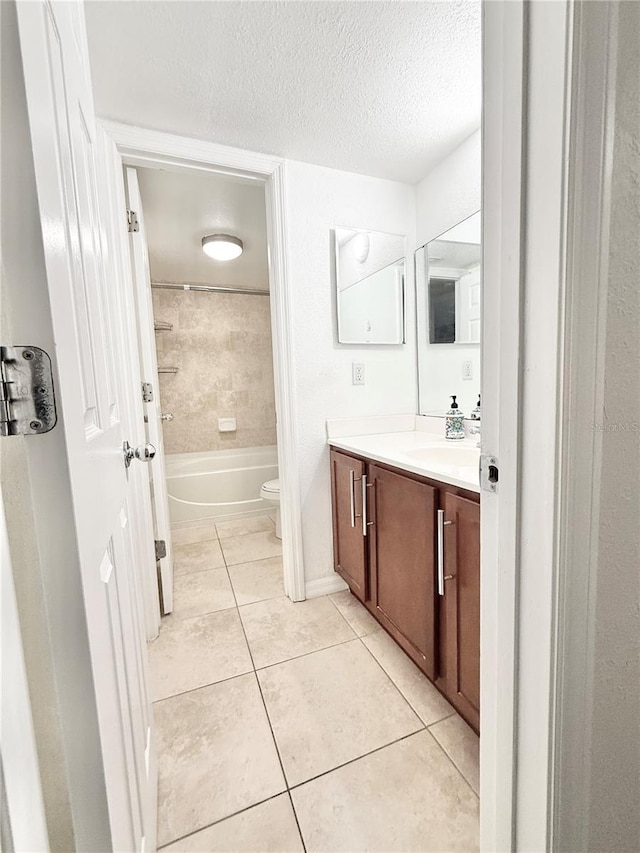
[260,479,280,499]
[260,478,281,539]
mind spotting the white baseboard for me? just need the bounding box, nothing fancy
[305,574,348,599]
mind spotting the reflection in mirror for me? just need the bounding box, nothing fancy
[415,211,481,416]
[335,227,406,344]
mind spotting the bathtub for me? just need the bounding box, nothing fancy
[165,445,278,525]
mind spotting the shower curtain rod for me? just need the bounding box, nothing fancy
[151,282,269,297]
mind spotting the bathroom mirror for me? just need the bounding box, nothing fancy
[334,227,406,344]
[415,211,481,416]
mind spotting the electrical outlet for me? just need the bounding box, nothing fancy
[352,362,365,385]
[462,360,473,380]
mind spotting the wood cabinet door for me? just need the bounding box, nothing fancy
[369,465,437,679]
[443,492,480,731]
[330,450,367,601]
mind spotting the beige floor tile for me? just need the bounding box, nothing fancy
[171,523,218,546]
[215,514,274,539]
[227,556,284,605]
[259,639,422,786]
[149,609,252,701]
[429,714,480,794]
[220,529,282,566]
[171,518,217,530]
[173,540,225,575]
[363,629,455,725]
[155,675,286,847]
[173,569,236,619]
[329,590,382,637]
[161,794,303,852]
[291,730,479,852]
[239,596,356,669]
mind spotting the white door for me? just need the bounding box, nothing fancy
[125,167,174,614]
[16,2,157,850]
[456,266,481,344]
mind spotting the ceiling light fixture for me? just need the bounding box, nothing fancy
[351,231,370,263]
[201,234,243,261]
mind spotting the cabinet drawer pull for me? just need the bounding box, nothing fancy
[437,510,454,596]
[349,469,356,528]
[362,474,368,535]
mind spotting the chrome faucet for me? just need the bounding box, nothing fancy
[468,424,481,448]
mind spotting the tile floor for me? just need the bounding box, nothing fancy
[150,511,480,852]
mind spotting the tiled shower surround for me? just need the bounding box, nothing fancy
[152,287,276,454]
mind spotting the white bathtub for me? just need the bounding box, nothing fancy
[166,445,278,524]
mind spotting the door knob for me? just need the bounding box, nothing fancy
[160,412,174,422]
[135,443,156,461]
[123,440,157,468]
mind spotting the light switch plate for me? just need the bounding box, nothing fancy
[462,360,473,380]
[352,363,365,385]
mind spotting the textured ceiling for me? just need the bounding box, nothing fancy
[86,1,481,183]
[136,166,269,289]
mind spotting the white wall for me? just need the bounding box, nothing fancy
[587,2,640,847]
[285,161,416,584]
[415,129,481,415]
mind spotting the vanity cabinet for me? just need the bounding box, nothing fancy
[367,464,437,680]
[330,450,367,601]
[329,447,480,732]
[442,492,480,730]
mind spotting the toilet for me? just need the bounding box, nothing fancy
[260,478,281,539]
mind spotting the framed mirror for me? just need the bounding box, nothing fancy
[334,227,406,344]
[415,211,481,415]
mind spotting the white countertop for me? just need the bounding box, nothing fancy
[328,431,481,493]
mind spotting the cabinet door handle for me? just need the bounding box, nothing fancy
[437,509,453,596]
[362,474,367,535]
[349,469,356,528]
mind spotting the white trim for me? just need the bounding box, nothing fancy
[101,120,284,178]
[515,2,583,848]
[480,2,526,848]
[305,574,348,599]
[265,163,306,601]
[0,501,50,852]
[551,2,618,848]
[100,121,307,602]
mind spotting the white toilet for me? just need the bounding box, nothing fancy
[260,478,281,539]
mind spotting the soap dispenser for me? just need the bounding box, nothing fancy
[445,395,465,440]
[470,395,481,421]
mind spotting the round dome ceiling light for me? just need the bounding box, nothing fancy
[201,234,243,261]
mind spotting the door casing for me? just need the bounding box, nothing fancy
[101,120,307,603]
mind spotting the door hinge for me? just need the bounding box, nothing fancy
[480,454,499,493]
[127,209,139,233]
[155,539,167,561]
[141,381,154,403]
[0,346,57,437]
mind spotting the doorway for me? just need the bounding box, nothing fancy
[106,122,307,613]
[126,164,284,628]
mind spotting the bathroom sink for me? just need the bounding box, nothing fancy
[404,445,480,468]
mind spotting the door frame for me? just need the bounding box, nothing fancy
[480,2,526,847]
[101,120,306,602]
[484,1,622,850]
[0,500,50,852]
